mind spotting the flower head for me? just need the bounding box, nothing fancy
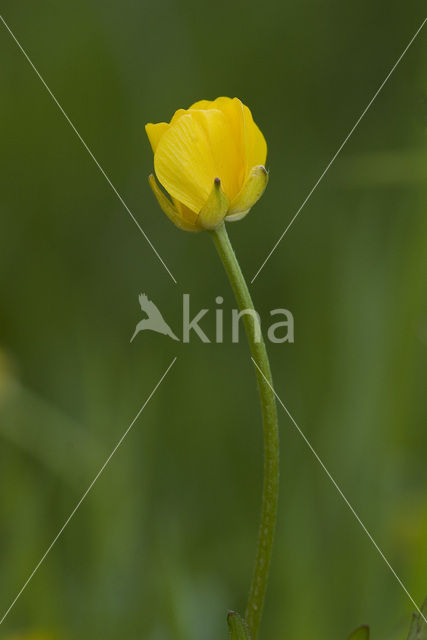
[146,97,268,231]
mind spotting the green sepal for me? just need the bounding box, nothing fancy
[227,611,252,640]
[197,177,229,229]
[348,625,369,640]
[406,599,427,640]
[148,174,199,232]
[227,165,269,221]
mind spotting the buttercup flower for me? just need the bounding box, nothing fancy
[146,97,268,231]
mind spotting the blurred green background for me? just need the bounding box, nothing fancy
[0,1,426,638]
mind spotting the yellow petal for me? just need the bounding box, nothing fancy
[189,98,218,110]
[227,165,269,221]
[173,198,201,228]
[170,108,188,125]
[190,96,234,114]
[189,108,242,200]
[197,178,230,229]
[154,109,242,212]
[241,103,267,178]
[148,174,200,232]
[218,99,267,179]
[145,122,169,153]
[191,97,267,180]
[190,98,242,161]
[154,114,213,212]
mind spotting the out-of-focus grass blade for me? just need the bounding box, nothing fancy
[407,615,419,640]
[348,625,369,640]
[333,151,427,187]
[0,351,103,487]
[406,599,427,640]
[227,611,252,640]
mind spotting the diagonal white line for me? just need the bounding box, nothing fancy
[0,13,177,285]
[251,16,427,283]
[0,356,177,626]
[251,356,427,624]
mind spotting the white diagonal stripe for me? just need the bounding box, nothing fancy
[0,357,177,625]
[251,356,427,624]
[251,17,427,283]
[0,13,177,284]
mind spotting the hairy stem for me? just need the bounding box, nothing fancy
[210,222,280,639]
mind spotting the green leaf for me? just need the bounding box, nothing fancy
[406,599,427,640]
[227,611,252,640]
[348,625,369,640]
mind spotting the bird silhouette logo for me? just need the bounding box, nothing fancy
[130,293,180,342]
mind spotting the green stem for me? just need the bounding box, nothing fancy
[210,222,280,640]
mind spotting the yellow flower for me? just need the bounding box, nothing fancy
[146,97,268,231]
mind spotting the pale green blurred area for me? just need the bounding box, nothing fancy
[0,1,426,639]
